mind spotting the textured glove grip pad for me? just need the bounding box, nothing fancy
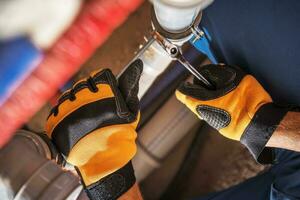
[196,105,231,130]
[84,162,136,200]
[240,103,289,164]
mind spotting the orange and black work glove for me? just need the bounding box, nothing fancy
[45,60,143,200]
[176,64,289,164]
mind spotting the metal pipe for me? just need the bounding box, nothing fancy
[0,130,84,200]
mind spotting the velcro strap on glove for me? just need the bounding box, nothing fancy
[83,162,136,200]
[240,103,289,164]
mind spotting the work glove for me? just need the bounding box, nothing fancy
[176,64,289,164]
[45,60,143,200]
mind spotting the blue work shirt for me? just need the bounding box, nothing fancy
[200,0,300,105]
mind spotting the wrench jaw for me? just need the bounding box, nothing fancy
[152,31,214,89]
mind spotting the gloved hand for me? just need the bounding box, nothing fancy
[45,60,143,200]
[176,64,289,163]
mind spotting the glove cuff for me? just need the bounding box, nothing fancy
[240,103,289,164]
[83,161,136,200]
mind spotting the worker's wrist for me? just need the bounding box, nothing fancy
[80,162,136,200]
[240,103,290,164]
[118,183,143,200]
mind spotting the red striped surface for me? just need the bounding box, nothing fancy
[0,0,143,147]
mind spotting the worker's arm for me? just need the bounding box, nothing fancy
[176,64,299,164]
[267,111,300,152]
[45,60,144,200]
[119,184,143,200]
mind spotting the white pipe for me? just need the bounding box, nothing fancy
[151,0,214,32]
[137,39,173,98]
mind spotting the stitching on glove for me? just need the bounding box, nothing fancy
[69,89,76,101]
[87,77,99,93]
[49,70,109,118]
